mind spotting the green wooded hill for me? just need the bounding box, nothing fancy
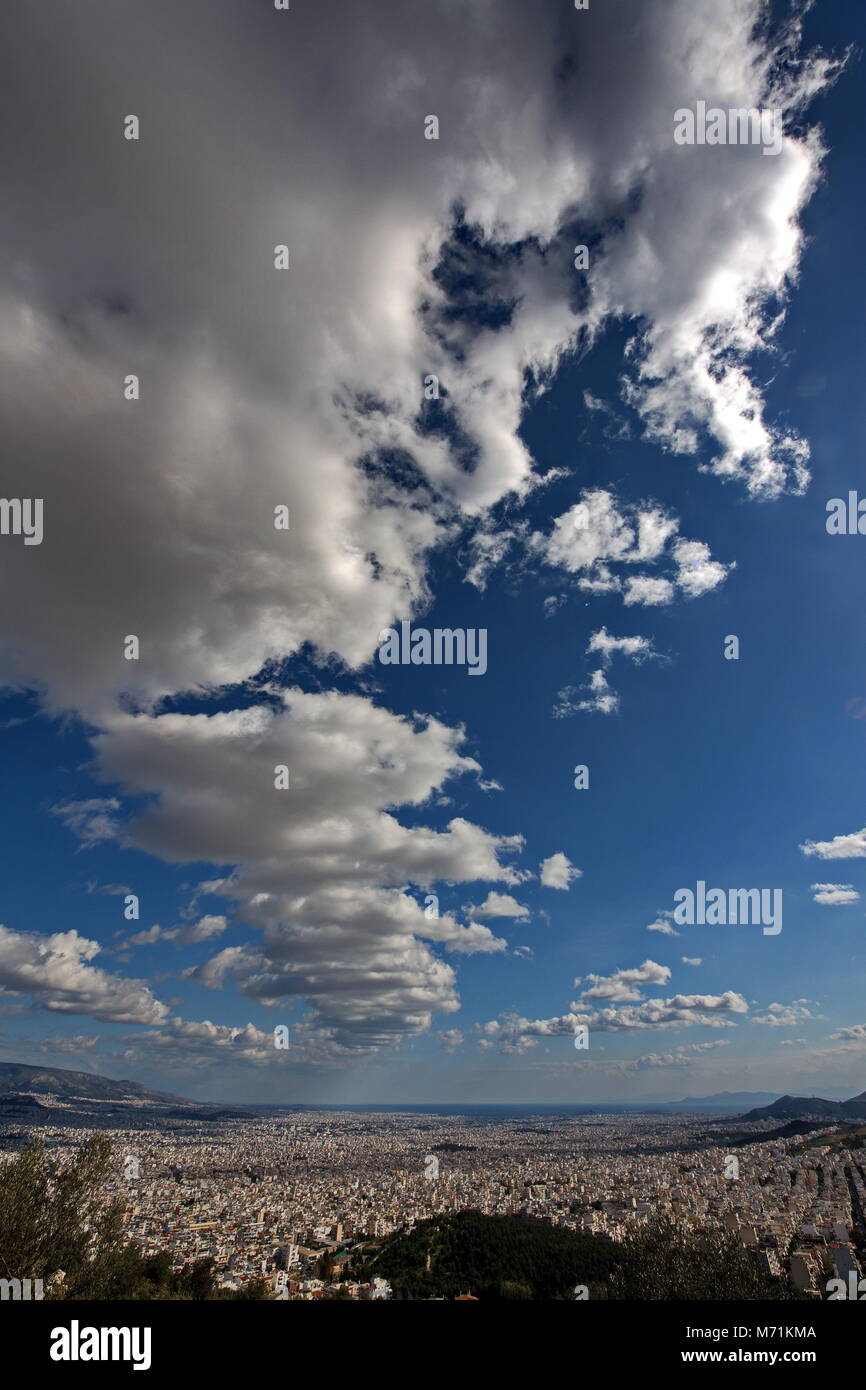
[361,1210,809,1301]
[360,1210,620,1299]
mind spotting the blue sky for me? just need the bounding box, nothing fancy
[1,0,864,1102]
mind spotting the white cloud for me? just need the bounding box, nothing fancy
[538,490,676,575]
[34,1035,99,1055]
[126,915,229,948]
[0,924,168,1025]
[51,799,121,848]
[623,575,675,607]
[810,883,860,905]
[127,1017,278,1063]
[587,628,658,665]
[622,1040,729,1070]
[572,991,749,1033]
[539,853,582,890]
[487,988,748,1050]
[647,914,679,936]
[681,956,702,966]
[463,524,521,592]
[468,892,530,920]
[555,627,660,717]
[576,960,672,1003]
[78,690,521,1048]
[531,489,729,611]
[753,1002,816,1027]
[554,669,619,718]
[672,540,732,598]
[800,826,866,859]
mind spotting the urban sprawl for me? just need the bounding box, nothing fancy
[5,1107,864,1299]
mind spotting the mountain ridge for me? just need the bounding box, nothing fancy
[0,1062,191,1105]
[660,1091,782,1110]
[740,1089,866,1122]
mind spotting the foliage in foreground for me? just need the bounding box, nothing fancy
[0,1138,270,1299]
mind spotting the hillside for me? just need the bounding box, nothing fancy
[360,1210,803,1301]
[0,1093,50,1115]
[359,1210,622,1299]
[0,1063,187,1105]
[661,1091,781,1111]
[722,1119,834,1147]
[741,1091,866,1123]
[0,1063,250,1129]
[792,1124,866,1154]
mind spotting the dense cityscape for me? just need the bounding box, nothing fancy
[5,1104,864,1300]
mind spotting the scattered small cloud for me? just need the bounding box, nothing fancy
[800,826,866,860]
[468,892,530,921]
[539,852,582,890]
[810,882,860,905]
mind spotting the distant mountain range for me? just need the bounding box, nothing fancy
[0,1063,187,1105]
[659,1091,784,1111]
[2,1065,864,1127]
[0,1063,251,1129]
[740,1090,866,1123]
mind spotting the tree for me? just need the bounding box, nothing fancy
[499,1280,533,1300]
[0,1136,132,1297]
[606,1218,806,1301]
[0,1138,271,1300]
